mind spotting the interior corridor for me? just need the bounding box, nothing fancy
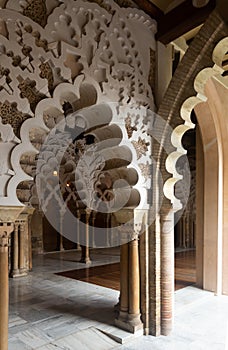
[8,248,228,350]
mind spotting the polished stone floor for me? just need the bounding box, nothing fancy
[9,248,228,349]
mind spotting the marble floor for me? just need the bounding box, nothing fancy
[9,248,228,349]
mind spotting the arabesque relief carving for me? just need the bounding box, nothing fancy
[0,0,157,213]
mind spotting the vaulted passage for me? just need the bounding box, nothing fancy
[0,1,228,349]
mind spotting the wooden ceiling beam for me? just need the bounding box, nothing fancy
[156,0,216,44]
[132,0,164,20]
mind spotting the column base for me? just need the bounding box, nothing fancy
[115,317,143,334]
[19,268,28,277]
[10,269,20,278]
[10,269,28,278]
[79,257,91,265]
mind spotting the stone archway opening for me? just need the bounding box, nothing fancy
[170,36,228,296]
[174,112,197,291]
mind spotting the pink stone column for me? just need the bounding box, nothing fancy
[0,223,14,350]
[128,237,143,331]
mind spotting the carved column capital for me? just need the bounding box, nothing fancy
[0,223,14,252]
[0,235,9,252]
[85,207,92,221]
[117,222,133,244]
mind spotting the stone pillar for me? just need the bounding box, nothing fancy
[115,220,143,333]
[27,208,35,271]
[0,222,16,350]
[31,209,44,255]
[59,233,64,252]
[106,213,110,247]
[0,206,24,350]
[11,208,32,277]
[160,209,174,336]
[80,209,91,264]
[59,213,65,252]
[19,220,27,276]
[118,242,129,320]
[11,222,19,277]
[75,209,81,250]
[139,222,150,335]
[128,236,143,332]
[22,209,33,274]
[90,211,95,248]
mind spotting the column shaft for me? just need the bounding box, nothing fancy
[19,222,27,275]
[0,223,14,350]
[0,240,9,350]
[28,214,33,270]
[116,236,143,333]
[161,210,174,336]
[119,243,129,315]
[0,207,24,350]
[12,223,19,275]
[129,239,140,315]
[80,210,91,264]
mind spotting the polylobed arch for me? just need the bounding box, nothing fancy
[0,4,227,350]
[149,10,228,336]
[175,38,228,295]
[0,2,158,346]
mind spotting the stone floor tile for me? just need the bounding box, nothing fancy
[8,249,228,350]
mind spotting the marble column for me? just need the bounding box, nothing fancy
[118,243,129,320]
[106,213,110,247]
[91,211,96,248]
[27,208,35,271]
[115,230,143,333]
[19,220,27,276]
[30,209,44,255]
[128,237,143,332]
[0,206,24,350]
[0,223,14,350]
[75,209,81,250]
[160,209,174,336]
[80,209,91,264]
[59,213,65,252]
[11,209,31,277]
[59,234,64,252]
[11,222,19,277]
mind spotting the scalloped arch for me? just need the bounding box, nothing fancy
[13,77,153,214]
[164,35,228,208]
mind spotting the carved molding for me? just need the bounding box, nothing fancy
[0,0,157,211]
